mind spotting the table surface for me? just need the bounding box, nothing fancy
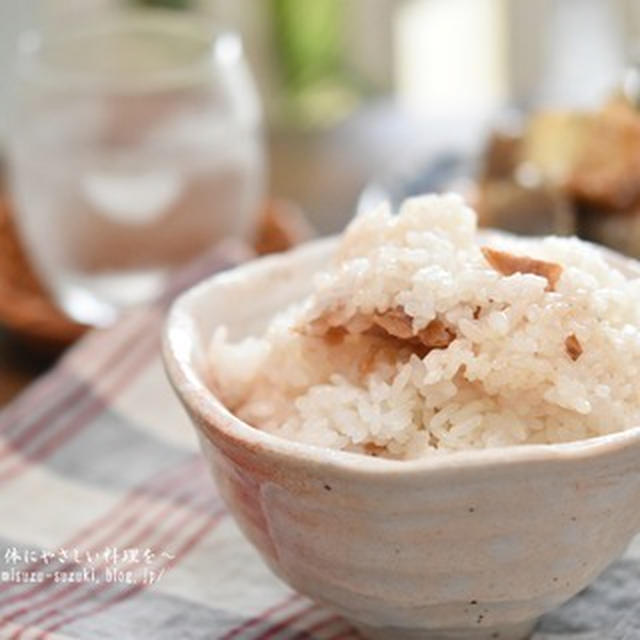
[0,102,484,407]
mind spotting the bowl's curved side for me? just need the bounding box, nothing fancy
[162,237,640,637]
[187,402,640,636]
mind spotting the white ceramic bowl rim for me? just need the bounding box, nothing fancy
[163,236,640,477]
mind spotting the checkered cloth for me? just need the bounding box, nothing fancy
[0,243,639,640]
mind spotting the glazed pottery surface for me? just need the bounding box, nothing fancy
[163,237,640,640]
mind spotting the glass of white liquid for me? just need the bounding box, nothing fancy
[7,8,265,326]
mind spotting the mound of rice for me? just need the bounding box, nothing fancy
[209,194,640,458]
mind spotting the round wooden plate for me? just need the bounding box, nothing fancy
[0,197,88,351]
[0,196,313,353]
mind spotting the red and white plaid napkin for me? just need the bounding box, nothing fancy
[0,243,638,639]
[0,243,358,640]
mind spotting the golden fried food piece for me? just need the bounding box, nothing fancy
[564,99,640,210]
[521,111,594,184]
[481,246,563,291]
[565,334,583,361]
[473,178,575,236]
[305,306,456,356]
[416,319,456,350]
[480,129,523,181]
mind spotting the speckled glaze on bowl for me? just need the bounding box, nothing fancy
[163,237,640,640]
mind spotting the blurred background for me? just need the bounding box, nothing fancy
[2,0,640,231]
[2,0,640,400]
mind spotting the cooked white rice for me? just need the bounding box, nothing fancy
[208,194,640,459]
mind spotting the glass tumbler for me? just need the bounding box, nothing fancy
[7,9,265,326]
